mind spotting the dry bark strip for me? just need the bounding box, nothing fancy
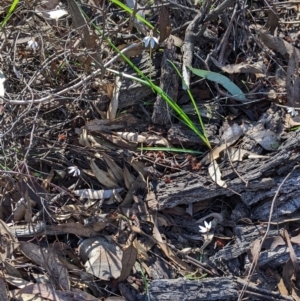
[153,130,300,221]
[152,36,178,125]
[137,276,293,301]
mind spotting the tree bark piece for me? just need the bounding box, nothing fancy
[146,277,237,301]
[153,130,300,216]
[152,37,178,125]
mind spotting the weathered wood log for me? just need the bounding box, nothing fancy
[153,130,300,223]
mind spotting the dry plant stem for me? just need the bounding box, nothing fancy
[238,165,299,301]
[217,3,238,64]
[182,0,212,88]
[3,43,140,105]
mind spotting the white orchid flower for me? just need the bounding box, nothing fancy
[199,220,212,233]
[44,8,68,20]
[142,36,159,49]
[68,166,80,177]
[27,40,38,50]
[287,107,298,117]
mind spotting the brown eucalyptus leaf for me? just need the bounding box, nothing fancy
[16,283,99,301]
[119,244,137,282]
[116,132,146,144]
[258,29,300,61]
[226,147,270,162]
[19,242,70,290]
[4,274,30,289]
[90,159,119,188]
[79,128,91,147]
[99,132,137,151]
[103,153,124,183]
[123,165,135,190]
[274,270,289,296]
[0,278,8,301]
[201,144,227,165]
[208,160,227,187]
[79,236,123,280]
[107,76,121,120]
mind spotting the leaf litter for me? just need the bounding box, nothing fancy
[1,0,300,300]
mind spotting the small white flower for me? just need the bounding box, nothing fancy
[143,36,159,49]
[68,166,80,177]
[287,107,298,117]
[27,40,38,50]
[199,221,212,233]
[44,8,68,20]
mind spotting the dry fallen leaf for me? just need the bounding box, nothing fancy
[0,278,9,301]
[208,160,227,188]
[116,132,146,144]
[103,153,124,183]
[248,130,280,151]
[19,242,70,290]
[73,188,122,199]
[119,244,137,282]
[107,76,121,120]
[123,165,135,190]
[90,159,119,188]
[211,57,266,75]
[79,236,123,280]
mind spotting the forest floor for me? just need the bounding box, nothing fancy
[0,0,300,300]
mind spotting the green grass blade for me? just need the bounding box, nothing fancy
[167,60,211,148]
[0,0,19,28]
[109,0,154,29]
[86,10,211,149]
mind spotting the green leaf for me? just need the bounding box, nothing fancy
[0,0,19,28]
[188,67,247,101]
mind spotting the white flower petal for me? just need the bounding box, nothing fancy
[68,166,80,177]
[152,37,159,44]
[199,225,207,233]
[143,36,151,48]
[47,9,68,20]
[287,107,298,117]
[27,40,38,50]
[150,39,156,49]
[143,36,159,49]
